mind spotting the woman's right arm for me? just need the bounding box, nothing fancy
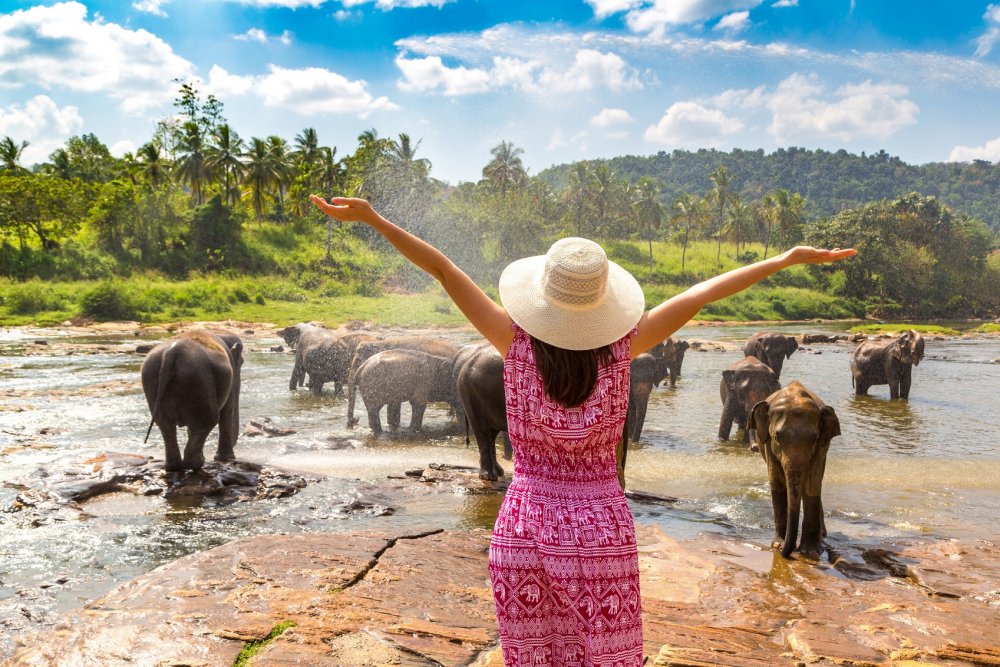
[309,195,515,356]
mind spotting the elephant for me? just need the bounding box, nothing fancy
[349,349,459,435]
[660,337,690,386]
[141,330,244,472]
[625,348,671,444]
[346,337,461,427]
[751,381,841,558]
[743,332,799,380]
[276,322,319,350]
[851,330,925,399]
[719,356,781,446]
[291,328,375,395]
[454,343,510,481]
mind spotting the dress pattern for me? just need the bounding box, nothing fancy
[489,324,642,667]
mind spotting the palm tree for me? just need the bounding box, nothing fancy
[587,163,623,237]
[631,177,663,267]
[137,142,169,188]
[670,193,706,275]
[482,141,526,201]
[173,121,208,205]
[763,189,805,258]
[0,136,29,172]
[389,133,431,179]
[265,135,294,217]
[293,127,320,172]
[708,166,734,265]
[206,124,245,206]
[562,162,590,236]
[243,137,273,220]
[727,197,752,255]
[44,148,73,179]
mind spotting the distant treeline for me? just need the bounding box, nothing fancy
[1,82,998,321]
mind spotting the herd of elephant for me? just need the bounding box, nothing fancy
[138,324,926,559]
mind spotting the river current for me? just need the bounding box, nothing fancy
[1,322,998,655]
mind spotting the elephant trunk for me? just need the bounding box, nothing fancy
[782,468,803,558]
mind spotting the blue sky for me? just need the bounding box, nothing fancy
[2,0,1000,184]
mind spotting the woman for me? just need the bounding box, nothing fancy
[309,194,854,666]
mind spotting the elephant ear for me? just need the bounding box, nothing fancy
[891,333,908,361]
[910,330,925,365]
[678,340,690,351]
[750,400,771,453]
[819,405,841,442]
[785,337,799,358]
[723,369,737,391]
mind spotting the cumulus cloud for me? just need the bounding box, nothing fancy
[772,0,797,6]
[590,108,633,127]
[975,4,1000,57]
[341,0,453,9]
[948,137,1000,163]
[0,95,84,166]
[110,139,137,157]
[206,64,397,117]
[625,0,762,37]
[0,2,195,113]
[132,0,169,16]
[227,0,325,7]
[644,101,744,147]
[395,48,640,95]
[714,10,750,33]
[234,28,293,44]
[584,0,641,18]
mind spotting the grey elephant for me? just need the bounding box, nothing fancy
[141,330,244,472]
[350,349,459,435]
[660,337,690,386]
[751,381,841,558]
[719,356,781,446]
[455,344,510,481]
[346,336,460,427]
[292,328,375,395]
[743,332,798,380]
[851,330,925,399]
[625,346,671,444]
[276,322,319,350]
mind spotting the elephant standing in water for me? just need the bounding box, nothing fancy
[625,346,672,444]
[751,381,841,558]
[141,331,244,472]
[660,337,690,386]
[719,356,781,446]
[289,327,374,396]
[851,330,925,399]
[350,349,459,435]
[455,344,510,481]
[743,332,798,380]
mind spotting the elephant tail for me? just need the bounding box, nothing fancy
[144,343,177,443]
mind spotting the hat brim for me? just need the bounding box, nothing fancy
[499,254,646,350]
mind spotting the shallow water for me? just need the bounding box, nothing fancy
[0,323,998,654]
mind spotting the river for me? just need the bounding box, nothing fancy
[1,322,998,657]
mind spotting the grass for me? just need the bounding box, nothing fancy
[971,322,1000,333]
[849,323,962,335]
[233,621,296,667]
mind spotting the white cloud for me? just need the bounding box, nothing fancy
[644,101,744,147]
[0,95,84,166]
[234,28,293,44]
[547,128,567,150]
[590,108,633,127]
[766,73,918,142]
[584,0,641,18]
[110,139,137,157]
[227,0,324,7]
[132,0,169,17]
[395,55,491,95]
[341,0,453,9]
[975,4,1000,57]
[333,9,356,20]
[626,0,762,37]
[714,10,750,33]
[0,2,196,113]
[207,64,398,117]
[948,137,1000,163]
[538,49,641,92]
[772,0,797,7]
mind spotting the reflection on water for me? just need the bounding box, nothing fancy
[0,323,998,656]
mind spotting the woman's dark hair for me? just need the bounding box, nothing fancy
[531,337,614,407]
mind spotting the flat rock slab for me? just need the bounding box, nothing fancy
[7,528,1000,666]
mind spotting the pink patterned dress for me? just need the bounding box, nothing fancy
[489,324,643,667]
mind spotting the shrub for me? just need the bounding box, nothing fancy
[3,281,69,314]
[79,281,141,321]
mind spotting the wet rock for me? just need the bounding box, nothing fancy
[404,468,424,477]
[134,344,153,354]
[243,416,296,437]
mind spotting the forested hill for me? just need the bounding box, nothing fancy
[537,148,1000,231]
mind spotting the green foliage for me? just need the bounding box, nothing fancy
[972,322,1000,333]
[233,621,296,667]
[188,196,248,270]
[0,280,71,314]
[850,323,961,335]
[79,281,142,321]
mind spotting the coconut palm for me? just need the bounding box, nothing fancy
[562,162,590,236]
[727,197,753,255]
[293,127,320,171]
[137,142,169,188]
[43,148,73,180]
[206,124,245,206]
[482,141,526,201]
[763,189,805,258]
[173,121,209,205]
[670,193,707,275]
[708,166,734,265]
[631,177,664,267]
[0,136,29,172]
[265,135,294,216]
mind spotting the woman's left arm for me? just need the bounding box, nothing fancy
[309,195,515,356]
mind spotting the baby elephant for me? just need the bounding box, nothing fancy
[350,349,458,435]
[141,330,244,472]
[719,356,780,446]
[851,329,925,399]
[751,381,840,558]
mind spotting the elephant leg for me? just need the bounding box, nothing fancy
[888,376,900,399]
[502,431,512,460]
[899,374,912,400]
[718,408,735,440]
[387,402,402,431]
[409,402,427,432]
[182,424,212,471]
[309,379,324,395]
[333,381,344,398]
[475,430,502,481]
[366,406,383,436]
[215,398,238,462]
[768,474,788,550]
[160,422,183,472]
[289,359,303,391]
[632,398,649,443]
[798,496,824,557]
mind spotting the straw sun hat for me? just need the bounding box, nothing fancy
[498,237,646,351]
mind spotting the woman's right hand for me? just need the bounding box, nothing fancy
[309,195,378,225]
